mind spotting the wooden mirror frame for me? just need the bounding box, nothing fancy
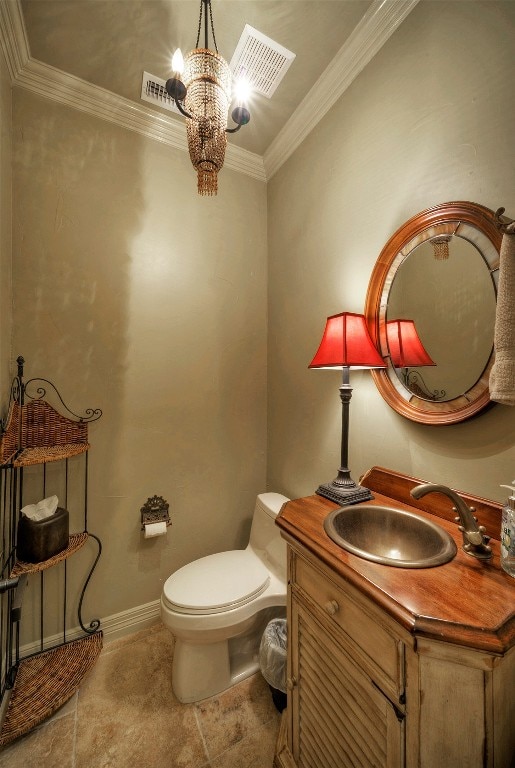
[365,201,502,425]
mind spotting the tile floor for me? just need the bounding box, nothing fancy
[0,623,281,768]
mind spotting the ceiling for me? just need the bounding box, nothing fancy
[5,0,419,179]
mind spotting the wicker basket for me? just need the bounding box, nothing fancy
[0,400,89,466]
[0,632,103,746]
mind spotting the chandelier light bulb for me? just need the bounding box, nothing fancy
[233,76,251,105]
[172,48,185,75]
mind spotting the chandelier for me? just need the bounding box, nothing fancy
[165,0,251,196]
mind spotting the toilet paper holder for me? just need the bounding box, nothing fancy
[140,495,171,530]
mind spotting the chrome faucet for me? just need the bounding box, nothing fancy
[411,483,492,561]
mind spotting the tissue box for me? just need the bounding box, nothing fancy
[16,507,69,563]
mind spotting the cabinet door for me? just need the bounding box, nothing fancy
[290,595,404,768]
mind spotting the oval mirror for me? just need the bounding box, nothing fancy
[365,202,501,425]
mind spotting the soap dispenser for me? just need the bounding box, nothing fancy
[500,483,515,577]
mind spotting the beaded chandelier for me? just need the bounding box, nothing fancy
[166,0,250,196]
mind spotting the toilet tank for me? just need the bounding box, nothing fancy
[248,492,289,575]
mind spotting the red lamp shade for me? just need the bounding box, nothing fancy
[386,319,435,368]
[309,312,386,370]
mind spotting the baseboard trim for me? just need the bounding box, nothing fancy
[20,599,161,657]
[100,598,162,643]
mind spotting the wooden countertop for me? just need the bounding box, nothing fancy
[276,466,515,655]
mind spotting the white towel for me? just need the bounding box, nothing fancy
[490,221,515,405]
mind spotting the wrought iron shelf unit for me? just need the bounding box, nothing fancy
[0,356,103,746]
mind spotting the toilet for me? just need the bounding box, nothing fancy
[160,492,289,703]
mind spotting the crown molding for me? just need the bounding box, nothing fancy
[263,0,420,180]
[0,0,418,184]
[0,0,266,182]
[0,0,29,80]
[21,57,266,181]
[14,56,267,182]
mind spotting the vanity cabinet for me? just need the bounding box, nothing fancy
[274,468,515,768]
[288,552,405,767]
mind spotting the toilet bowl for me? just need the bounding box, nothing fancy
[160,492,289,703]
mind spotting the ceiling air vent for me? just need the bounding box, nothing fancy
[230,25,295,99]
[141,71,180,114]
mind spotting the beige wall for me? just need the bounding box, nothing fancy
[267,1,515,505]
[4,0,515,633]
[0,45,12,396]
[11,90,268,627]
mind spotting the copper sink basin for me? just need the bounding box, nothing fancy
[324,504,457,568]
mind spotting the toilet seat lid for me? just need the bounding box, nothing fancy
[163,550,270,614]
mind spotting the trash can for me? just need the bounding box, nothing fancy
[259,618,287,712]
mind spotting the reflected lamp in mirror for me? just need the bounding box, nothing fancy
[386,319,435,368]
[309,312,386,505]
[386,320,443,401]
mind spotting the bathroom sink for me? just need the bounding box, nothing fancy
[324,504,457,568]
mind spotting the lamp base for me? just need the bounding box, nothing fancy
[316,481,374,506]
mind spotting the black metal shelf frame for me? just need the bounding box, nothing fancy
[0,356,103,719]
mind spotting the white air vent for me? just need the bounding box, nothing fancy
[230,25,295,99]
[141,71,180,115]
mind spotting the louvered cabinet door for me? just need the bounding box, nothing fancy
[290,597,404,768]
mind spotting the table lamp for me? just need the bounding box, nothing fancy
[309,312,386,505]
